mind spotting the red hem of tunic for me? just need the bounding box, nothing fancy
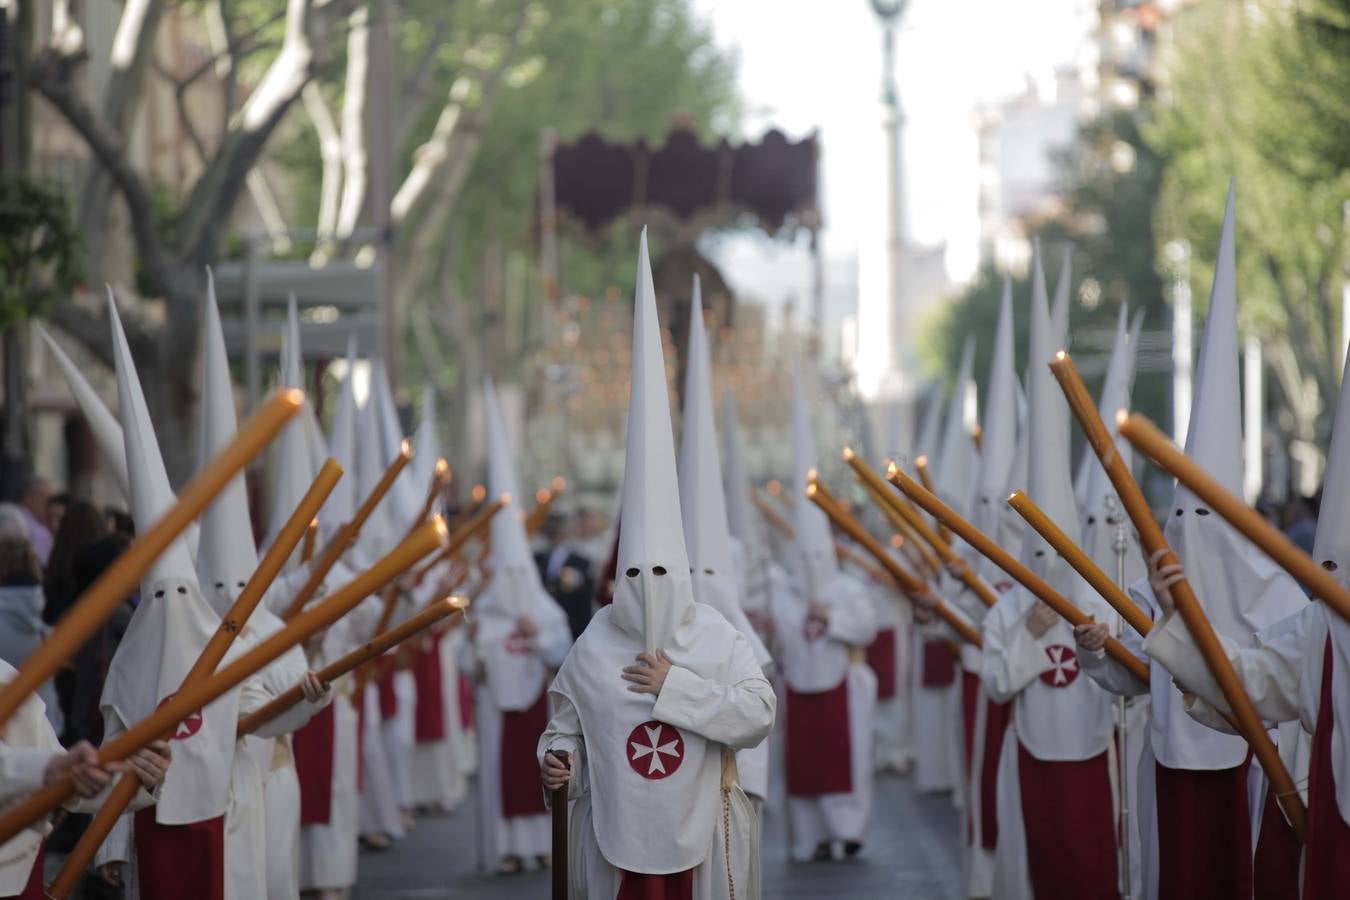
[133,808,225,900]
[1016,742,1119,900]
[1304,640,1350,899]
[618,868,694,900]
[1153,758,1252,900]
[786,681,853,797]
[500,685,551,818]
[867,628,898,701]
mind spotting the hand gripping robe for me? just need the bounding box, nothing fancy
[771,369,877,859]
[1136,349,1350,900]
[199,288,332,900]
[980,254,1120,900]
[1080,186,1307,900]
[678,278,774,808]
[94,293,243,900]
[468,378,572,871]
[540,232,775,899]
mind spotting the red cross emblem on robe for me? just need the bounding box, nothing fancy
[1039,644,1080,687]
[504,632,531,655]
[156,694,204,740]
[802,615,827,642]
[626,721,684,780]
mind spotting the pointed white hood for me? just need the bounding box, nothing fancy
[913,385,944,459]
[322,339,359,533]
[678,278,771,667]
[370,360,421,527]
[409,385,442,503]
[972,278,1017,540]
[1078,304,1145,583]
[791,366,838,596]
[102,288,239,825]
[1051,245,1072,347]
[477,376,568,710]
[1142,181,1305,769]
[721,389,770,621]
[611,230,697,652]
[1020,248,1084,585]
[39,325,130,503]
[1162,181,1302,637]
[197,270,261,612]
[1313,341,1350,825]
[354,395,394,560]
[267,295,316,544]
[935,336,977,516]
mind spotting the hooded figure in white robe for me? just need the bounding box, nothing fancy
[539,230,776,900]
[1073,301,1150,900]
[980,244,1122,900]
[678,277,774,813]
[1141,340,1350,900]
[1079,184,1308,900]
[93,291,246,900]
[289,339,364,896]
[406,386,471,814]
[909,358,970,799]
[955,276,1018,899]
[463,378,572,873]
[198,287,333,900]
[771,368,877,861]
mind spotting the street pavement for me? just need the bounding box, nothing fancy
[353,772,963,899]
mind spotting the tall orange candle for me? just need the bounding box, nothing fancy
[807,481,983,648]
[0,388,302,731]
[300,519,319,563]
[240,595,469,735]
[1052,352,1306,840]
[889,465,1147,683]
[913,455,951,544]
[282,441,413,620]
[752,490,794,539]
[46,458,343,899]
[846,448,997,607]
[0,517,448,846]
[414,494,508,580]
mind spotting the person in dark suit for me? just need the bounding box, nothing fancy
[534,512,596,641]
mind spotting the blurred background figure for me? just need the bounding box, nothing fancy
[16,475,55,565]
[0,535,59,731]
[534,511,595,641]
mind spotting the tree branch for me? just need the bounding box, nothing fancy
[30,51,179,300]
[333,4,371,241]
[394,17,451,152]
[303,82,344,264]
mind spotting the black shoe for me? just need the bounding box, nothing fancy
[843,841,863,859]
[811,842,832,862]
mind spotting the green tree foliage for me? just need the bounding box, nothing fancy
[1150,0,1350,447]
[922,111,1171,430]
[0,175,82,330]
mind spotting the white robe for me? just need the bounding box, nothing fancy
[540,604,775,897]
[770,570,877,856]
[382,668,417,811]
[359,680,407,839]
[981,582,1117,900]
[298,687,360,891]
[410,627,471,811]
[465,607,571,870]
[911,625,960,794]
[868,585,912,774]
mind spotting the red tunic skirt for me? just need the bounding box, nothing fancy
[293,700,336,824]
[133,808,225,900]
[1017,742,1119,900]
[785,681,853,797]
[1304,640,1350,899]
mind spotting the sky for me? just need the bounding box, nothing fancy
[690,0,1097,338]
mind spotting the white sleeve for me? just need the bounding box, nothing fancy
[980,599,1049,703]
[538,688,586,803]
[650,635,776,750]
[1142,603,1316,728]
[826,580,877,647]
[1078,618,1152,698]
[93,710,131,866]
[533,611,573,670]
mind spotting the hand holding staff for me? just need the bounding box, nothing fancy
[282,441,413,620]
[45,460,344,899]
[889,466,1143,681]
[0,518,449,848]
[807,480,982,647]
[0,389,302,732]
[1050,352,1306,840]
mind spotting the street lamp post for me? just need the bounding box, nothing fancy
[871,0,910,387]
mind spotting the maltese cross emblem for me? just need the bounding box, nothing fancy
[504,632,530,655]
[156,694,204,740]
[802,616,827,642]
[1039,644,1080,687]
[626,721,684,780]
